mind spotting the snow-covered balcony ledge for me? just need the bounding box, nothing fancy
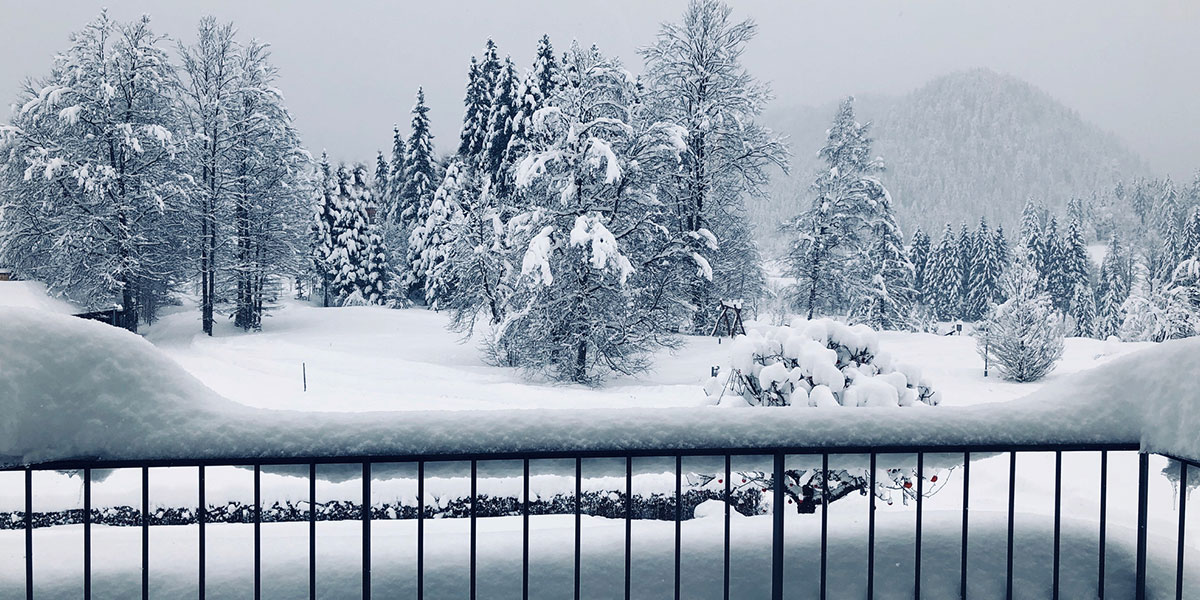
[1,307,1196,467]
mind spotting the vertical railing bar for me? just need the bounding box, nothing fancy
[1135,452,1149,600]
[1053,450,1062,600]
[199,465,206,600]
[417,461,424,600]
[309,462,316,600]
[24,467,32,600]
[142,465,149,600]
[1177,461,1188,600]
[574,456,582,600]
[820,453,829,600]
[470,459,477,600]
[254,464,262,600]
[625,455,632,600]
[1099,450,1108,600]
[961,452,971,600]
[771,452,784,600]
[363,461,371,600]
[84,467,91,600]
[1005,451,1016,600]
[724,454,731,600]
[915,452,924,599]
[868,452,877,600]
[674,454,682,600]
[523,458,530,600]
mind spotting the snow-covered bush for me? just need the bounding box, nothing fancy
[975,262,1064,382]
[707,317,939,408]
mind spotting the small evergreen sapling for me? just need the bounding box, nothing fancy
[976,262,1064,382]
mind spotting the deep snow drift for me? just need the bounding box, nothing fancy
[1,305,1197,465]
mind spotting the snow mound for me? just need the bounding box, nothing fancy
[1,308,1198,466]
[0,281,81,314]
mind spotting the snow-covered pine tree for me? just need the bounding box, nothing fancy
[495,44,701,382]
[850,187,914,329]
[373,151,390,210]
[412,160,468,309]
[1069,282,1098,337]
[226,40,311,330]
[329,165,373,304]
[503,35,560,186]
[1184,209,1200,261]
[0,13,187,331]
[787,97,899,319]
[642,0,787,330]
[310,152,339,306]
[955,223,975,313]
[976,260,1064,382]
[458,56,489,160]
[1019,198,1043,251]
[399,88,440,302]
[965,217,1005,321]
[1096,234,1131,338]
[483,56,518,191]
[923,224,962,320]
[360,219,389,306]
[909,228,931,293]
[1042,217,1073,312]
[383,126,407,224]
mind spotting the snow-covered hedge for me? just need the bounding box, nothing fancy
[707,318,939,408]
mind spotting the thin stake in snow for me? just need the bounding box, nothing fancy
[302,362,307,392]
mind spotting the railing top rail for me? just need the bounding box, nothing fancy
[2,441,1146,471]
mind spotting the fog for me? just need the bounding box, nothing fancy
[1,0,1196,177]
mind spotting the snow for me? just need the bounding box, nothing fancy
[0,280,83,314]
[569,213,634,283]
[1,306,1197,466]
[520,226,555,285]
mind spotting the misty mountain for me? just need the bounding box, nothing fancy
[754,68,1151,255]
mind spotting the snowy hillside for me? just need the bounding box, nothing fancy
[757,69,1151,255]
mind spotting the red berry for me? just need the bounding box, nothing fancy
[904,481,913,489]
[787,499,792,504]
[741,479,746,483]
[930,475,938,483]
[717,479,723,484]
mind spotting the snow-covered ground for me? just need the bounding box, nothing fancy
[141,298,1151,412]
[1,297,1196,597]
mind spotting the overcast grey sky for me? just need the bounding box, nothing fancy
[1,1,1197,178]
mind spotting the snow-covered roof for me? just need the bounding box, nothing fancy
[0,307,1196,467]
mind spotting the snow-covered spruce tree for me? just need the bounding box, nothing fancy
[329,165,374,304]
[310,153,339,306]
[787,97,902,320]
[923,224,962,320]
[398,88,440,303]
[976,261,1064,382]
[458,41,500,165]
[642,0,787,330]
[965,217,1005,321]
[849,191,914,330]
[503,35,561,191]
[411,160,469,309]
[1070,282,1098,338]
[0,13,187,330]
[483,56,518,191]
[373,151,389,209]
[382,126,406,225]
[225,40,312,329]
[909,228,931,293]
[1096,234,1131,338]
[955,223,974,312]
[1061,219,1094,333]
[496,45,702,383]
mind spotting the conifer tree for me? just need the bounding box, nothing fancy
[400,88,441,301]
[965,217,1004,320]
[955,223,974,310]
[977,261,1065,382]
[923,224,962,320]
[1096,234,1130,338]
[1069,282,1098,337]
[1043,217,1073,311]
[383,126,407,224]
[330,165,373,304]
[484,56,518,187]
[505,35,560,174]
[374,151,390,209]
[310,152,339,307]
[458,57,490,159]
[909,228,931,293]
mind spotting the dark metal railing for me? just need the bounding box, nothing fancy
[3,442,1195,599]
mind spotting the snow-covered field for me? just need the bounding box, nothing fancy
[1,297,1196,598]
[141,298,1152,412]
